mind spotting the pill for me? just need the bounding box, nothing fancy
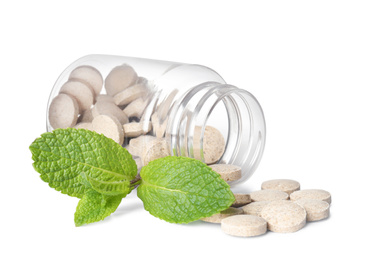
[260,200,306,233]
[221,215,267,237]
[92,115,124,145]
[261,179,300,195]
[134,157,143,169]
[123,122,152,138]
[49,93,79,129]
[250,190,289,202]
[151,112,168,138]
[113,83,148,106]
[78,108,93,123]
[290,189,331,204]
[69,65,103,95]
[141,138,170,165]
[156,89,178,120]
[193,126,225,164]
[123,97,149,118]
[74,122,93,131]
[105,64,138,96]
[96,94,114,103]
[128,135,156,157]
[92,101,129,125]
[201,207,243,223]
[242,201,270,216]
[231,193,251,207]
[59,80,95,112]
[209,164,242,182]
[294,199,330,221]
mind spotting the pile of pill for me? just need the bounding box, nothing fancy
[48,64,230,169]
[202,178,331,237]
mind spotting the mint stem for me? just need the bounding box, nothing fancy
[130,174,142,189]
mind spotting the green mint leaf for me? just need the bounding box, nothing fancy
[30,128,137,198]
[74,189,124,226]
[137,156,235,223]
[83,171,132,196]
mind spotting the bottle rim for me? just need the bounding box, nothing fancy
[166,82,266,184]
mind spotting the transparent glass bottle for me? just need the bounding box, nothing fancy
[46,54,266,184]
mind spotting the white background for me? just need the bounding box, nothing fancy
[1,0,364,259]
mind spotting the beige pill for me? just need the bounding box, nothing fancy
[221,215,267,237]
[49,93,79,129]
[294,199,330,221]
[151,112,168,138]
[123,98,149,118]
[260,200,306,233]
[59,80,94,112]
[105,64,138,96]
[78,108,93,123]
[290,189,331,204]
[69,65,103,95]
[123,122,152,138]
[96,94,114,103]
[261,179,300,195]
[92,115,124,145]
[141,138,170,165]
[209,164,242,182]
[74,122,93,131]
[193,126,225,164]
[231,193,251,207]
[242,201,270,216]
[128,135,156,157]
[114,83,148,106]
[201,207,243,223]
[250,190,289,202]
[134,157,143,169]
[92,101,129,125]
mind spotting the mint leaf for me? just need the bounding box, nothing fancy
[74,189,124,226]
[137,156,235,223]
[30,128,137,198]
[83,171,132,196]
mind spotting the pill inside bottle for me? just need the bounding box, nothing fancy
[46,55,266,184]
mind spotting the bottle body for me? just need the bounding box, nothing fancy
[47,54,266,184]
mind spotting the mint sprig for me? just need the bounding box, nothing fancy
[30,128,235,226]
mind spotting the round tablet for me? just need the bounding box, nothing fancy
[123,122,152,138]
[59,80,94,112]
[290,189,331,204]
[105,64,138,96]
[74,122,93,131]
[209,164,242,182]
[260,200,306,233]
[69,65,103,95]
[201,207,243,223]
[193,126,225,164]
[49,93,79,129]
[250,190,289,202]
[113,83,147,106]
[96,94,114,103]
[141,138,170,165]
[128,135,156,157]
[92,101,129,125]
[231,193,251,207]
[123,98,149,118]
[294,199,330,221]
[242,201,270,216]
[92,115,124,145]
[261,179,300,195]
[78,108,93,123]
[221,215,267,237]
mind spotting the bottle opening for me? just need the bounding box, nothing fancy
[166,82,266,184]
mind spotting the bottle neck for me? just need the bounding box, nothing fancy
[166,82,266,184]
